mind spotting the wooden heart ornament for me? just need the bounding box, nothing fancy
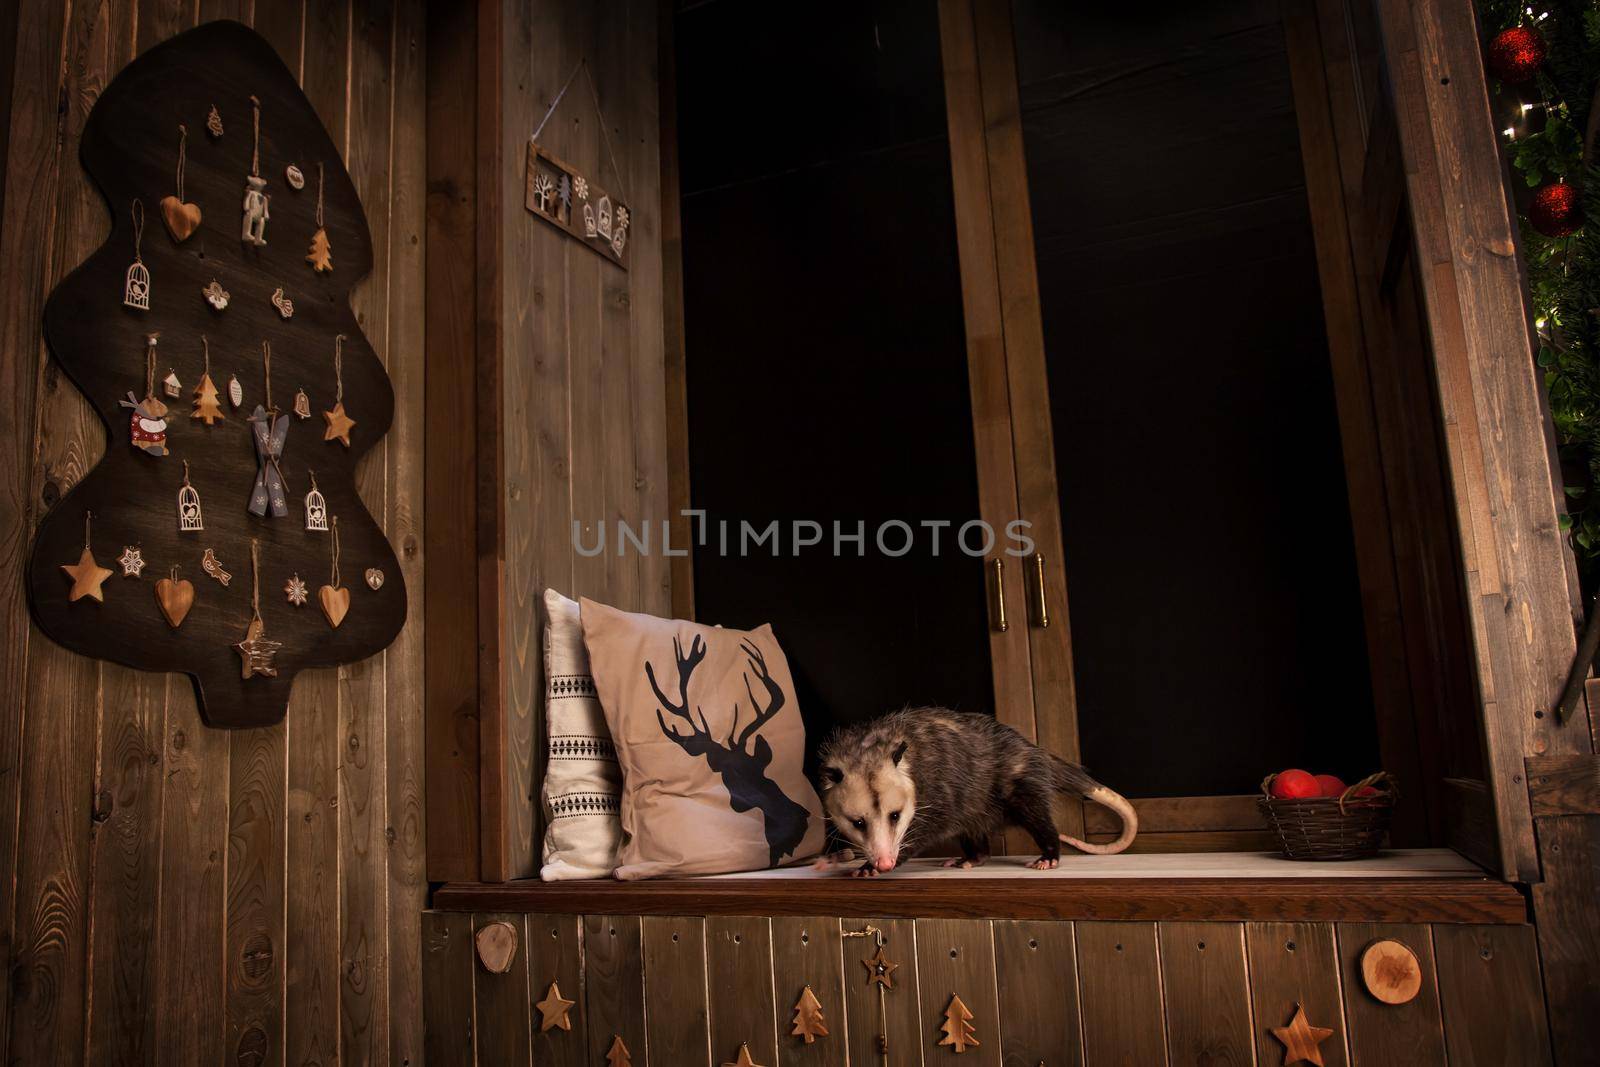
[155,574,194,628]
[319,584,349,629]
[160,194,202,242]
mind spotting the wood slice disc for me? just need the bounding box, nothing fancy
[475,920,518,974]
[1360,938,1422,1004]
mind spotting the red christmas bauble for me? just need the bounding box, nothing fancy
[1487,26,1547,84]
[1530,180,1584,237]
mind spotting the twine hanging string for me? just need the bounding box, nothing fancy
[202,335,210,377]
[262,340,274,413]
[329,515,341,588]
[182,458,193,489]
[175,124,187,200]
[83,509,93,551]
[144,333,159,399]
[249,94,262,177]
[530,59,630,202]
[250,538,262,623]
[334,334,345,403]
[315,162,325,229]
[130,199,145,263]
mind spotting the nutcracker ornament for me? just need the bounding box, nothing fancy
[242,95,270,246]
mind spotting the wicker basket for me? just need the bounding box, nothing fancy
[1257,772,1396,861]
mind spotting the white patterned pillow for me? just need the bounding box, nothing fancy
[539,589,623,880]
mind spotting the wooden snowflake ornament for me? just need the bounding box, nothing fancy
[938,995,980,1053]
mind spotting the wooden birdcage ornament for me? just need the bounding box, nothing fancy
[124,201,151,311]
[304,471,329,532]
[177,460,204,531]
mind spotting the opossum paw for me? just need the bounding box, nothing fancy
[813,849,856,872]
[849,862,879,878]
[1027,856,1060,870]
[943,854,989,869]
[941,856,964,868]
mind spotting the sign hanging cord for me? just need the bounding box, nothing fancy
[530,59,630,201]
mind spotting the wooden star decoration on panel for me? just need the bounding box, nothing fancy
[61,547,114,603]
[535,981,575,1032]
[862,945,898,989]
[322,401,355,447]
[1270,1003,1335,1066]
[233,618,282,679]
[721,1043,765,1067]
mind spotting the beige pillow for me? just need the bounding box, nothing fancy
[580,598,825,879]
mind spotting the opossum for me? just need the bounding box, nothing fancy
[815,708,1138,875]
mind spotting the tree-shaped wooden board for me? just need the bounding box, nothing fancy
[26,21,405,728]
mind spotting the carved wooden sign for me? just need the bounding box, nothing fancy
[525,141,630,268]
[25,21,406,729]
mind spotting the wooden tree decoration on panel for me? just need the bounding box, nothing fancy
[605,1035,632,1067]
[938,994,980,1053]
[24,21,405,728]
[791,985,829,1043]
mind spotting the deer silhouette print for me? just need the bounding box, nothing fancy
[647,633,812,865]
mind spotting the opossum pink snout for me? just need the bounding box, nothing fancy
[872,854,898,872]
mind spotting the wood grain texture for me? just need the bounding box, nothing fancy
[912,918,999,1066]
[992,920,1082,1067]
[707,916,778,1067]
[642,915,711,1064]
[1526,754,1600,816]
[1335,923,1446,1063]
[838,917,922,1067]
[1529,815,1600,1065]
[583,915,647,1067]
[472,912,532,1066]
[1245,923,1349,1067]
[527,914,587,1066]
[770,917,846,1067]
[658,0,694,622]
[1432,924,1552,1066]
[1074,922,1167,1067]
[1157,922,1253,1067]
[422,911,477,1067]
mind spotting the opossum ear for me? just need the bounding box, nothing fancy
[891,741,908,765]
[821,766,844,785]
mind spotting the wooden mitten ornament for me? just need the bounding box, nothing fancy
[25,21,405,729]
[155,567,194,629]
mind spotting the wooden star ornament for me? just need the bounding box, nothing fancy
[62,547,114,603]
[322,401,355,447]
[535,981,575,1032]
[721,1043,765,1067]
[234,618,282,680]
[862,945,898,989]
[1270,1003,1335,1066]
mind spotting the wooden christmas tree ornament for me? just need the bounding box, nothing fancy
[61,512,114,603]
[322,334,356,446]
[790,985,829,1043]
[319,516,350,629]
[938,994,980,1053]
[177,460,204,531]
[604,1035,632,1067]
[123,199,150,310]
[191,337,225,425]
[117,545,145,578]
[234,540,281,679]
[721,1044,765,1067]
[1360,939,1422,1005]
[474,920,518,974]
[307,162,333,273]
[155,566,194,629]
[160,124,202,242]
[535,981,575,1032]
[1270,1003,1334,1066]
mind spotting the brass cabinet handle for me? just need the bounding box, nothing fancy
[1034,552,1050,628]
[993,557,1008,633]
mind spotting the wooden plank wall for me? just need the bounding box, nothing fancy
[427,911,1551,1064]
[0,4,427,1065]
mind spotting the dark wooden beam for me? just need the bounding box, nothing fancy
[1527,755,1600,817]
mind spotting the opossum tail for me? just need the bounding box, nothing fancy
[1049,754,1139,856]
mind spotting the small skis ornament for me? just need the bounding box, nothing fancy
[319,516,350,629]
[61,511,114,604]
[120,333,169,457]
[242,95,270,247]
[322,334,356,447]
[307,162,332,273]
[160,124,201,242]
[234,540,282,679]
[247,341,291,518]
[124,199,150,310]
[191,337,225,425]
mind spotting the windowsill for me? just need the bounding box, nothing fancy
[431,848,1526,924]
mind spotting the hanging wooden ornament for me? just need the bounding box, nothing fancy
[234,540,282,679]
[177,460,204,532]
[1360,939,1423,1006]
[163,369,182,398]
[124,199,151,310]
[293,387,311,420]
[863,945,898,989]
[192,337,225,425]
[791,986,829,1044]
[271,287,294,319]
[304,470,329,531]
[242,95,270,247]
[364,567,383,591]
[318,516,350,629]
[322,334,356,447]
[203,278,230,311]
[604,1035,632,1067]
[523,62,632,268]
[937,995,979,1053]
[285,573,308,606]
[160,124,202,242]
[228,374,244,410]
[206,103,223,139]
[61,511,114,604]
[285,164,305,190]
[120,333,169,457]
[535,981,575,1032]
[201,547,232,587]
[721,1044,765,1067]
[307,162,333,273]
[117,545,145,578]
[155,565,194,629]
[247,341,291,518]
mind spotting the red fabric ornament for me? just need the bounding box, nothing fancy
[1530,180,1584,237]
[1487,25,1547,84]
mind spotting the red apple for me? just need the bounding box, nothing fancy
[1270,769,1320,799]
[1353,785,1380,798]
[1313,774,1347,797]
